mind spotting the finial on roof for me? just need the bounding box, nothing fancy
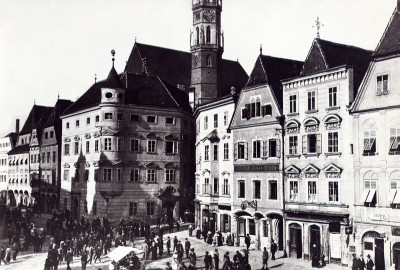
[260,44,263,55]
[135,36,137,43]
[313,17,324,38]
[95,73,97,83]
[57,92,60,100]
[111,49,116,67]
[34,99,36,105]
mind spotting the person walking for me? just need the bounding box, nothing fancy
[262,247,269,270]
[173,236,178,252]
[185,238,191,258]
[213,249,220,270]
[166,236,171,256]
[366,254,374,270]
[165,261,172,270]
[245,234,251,251]
[0,246,6,265]
[188,224,193,237]
[270,240,277,260]
[189,248,196,267]
[222,251,231,270]
[352,253,359,270]
[66,249,73,270]
[81,250,88,270]
[204,251,213,270]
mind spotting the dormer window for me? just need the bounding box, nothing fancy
[377,74,388,95]
[147,116,157,124]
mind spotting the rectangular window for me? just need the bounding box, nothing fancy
[86,141,90,153]
[213,144,218,161]
[269,180,277,200]
[289,181,298,201]
[329,87,338,107]
[64,144,70,155]
[166,117,174,125]
[224,143,229,160]
[45,132,48,139]
[130,114,139,122]
[63,169,69,181]
[95,140,99,152]
[250,96,261,118]
[213,178,219,195]
[74,142,79,155]
[241,107,248,120]
[253,180,261,199]
[253,140,261,159]
[204,116,208,130]
[147,140,156,153]
[131,139,139,152]
[105,113,113,120]
[289,95,297,113]
[289,136,298,155]
[50,131,54,138]
[238,180,245,198]
[166,169,175,182]
[104,138,112,151]
[117,138,123,151]
[147,169,156,182]
[329,181,339,202]
[363,130,376,155]
[103,168,112,181]
[223,179,229,195]
[76,120,80,127]
[328,132,339,153]
[304,134,321,154]
[204,145,209,161]
[85,169,89,181]
[95,115,100,122]
[117,113,123,121]
[94,169,99,182]
[249,219,256,236]
[214,114,218,128]
[130,168,140,182]
[165,141,178,154]
[237,142,247,160]
[86,117,90,125]
[224,111,228,126]
[263,220,268,237]
[129,202,137,216]
[116,168,122,182]
[66,122,70,129]
[389,127,400,154]
[269,139,277,157]
[308,181,317,202]
[377,74,389,95]
[147,115,156,123]
[147,202,155,216]
[52,151,56,163]
[307,91,316,111]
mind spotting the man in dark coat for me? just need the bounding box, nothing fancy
[204,251,213,270]
[81,250,88,270]
[185,238,191,258]
[366,254,374,270]
[270,240,277,260]
[166,236,171,256]
[213,249,220,270]
[352,253,359,270]
[245,234,251,251]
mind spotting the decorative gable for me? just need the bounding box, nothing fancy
[145,162,159,169]
[323,114,342,130]
[303,117,320,132]
[302,164,320,178]
[323,163,343,178]
[285,165,301,178]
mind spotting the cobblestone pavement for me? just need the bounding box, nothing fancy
[0,227,350,270]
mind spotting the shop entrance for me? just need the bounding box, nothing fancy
[210,212,217,234]
[375,238,385,270]
[393,242,400,270]
[289,223,302,258]
[362,231,385,270]
[310,225,321,261]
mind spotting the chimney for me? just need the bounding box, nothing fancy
[16,119,20,134]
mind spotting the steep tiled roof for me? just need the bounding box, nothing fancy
[300,38,372,94]
[124,42,248,97]
[4,132,18,147]
[19,105,53,135]
[373,8,400,58]
[44,99,73,128]
[246,55,303,108]
[8,144,30,155]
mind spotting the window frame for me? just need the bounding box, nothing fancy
[147,140,156,153]
[253,179,261,199]
[328,86,338,107]
[165,169,175,182]
[238,180,246,199]
[307,90,317,111]
[328,181,339,202]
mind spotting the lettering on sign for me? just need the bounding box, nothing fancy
[234,164,279,172]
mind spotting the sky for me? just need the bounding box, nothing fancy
[0,0,396,137]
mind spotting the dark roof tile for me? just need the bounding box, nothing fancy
[19,105,53,135]
[373,8,400,58]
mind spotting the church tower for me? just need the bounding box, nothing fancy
[190,0,224,106]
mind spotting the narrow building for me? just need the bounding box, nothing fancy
[350,2,400,269]
[229,52,303,250]
[281,38,371,265]
[0,122,18,203]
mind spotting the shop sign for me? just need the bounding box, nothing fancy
[234,164,279,172]
[392,227,400,236]
[371,213,392,221]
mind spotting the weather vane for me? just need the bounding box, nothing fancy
[94,73,97,83]
[111,49,115,67]
[313,17,324,38]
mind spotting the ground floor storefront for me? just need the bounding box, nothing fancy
[284,210,350,266]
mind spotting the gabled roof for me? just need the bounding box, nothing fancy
[19,105,53,135]
[300,38,372,95]
[373,8,400,58]
[4,132,18,147]
[8,144,30,155]
[44,99,73,128]
[124,42,248,98]
[246,55,303,108]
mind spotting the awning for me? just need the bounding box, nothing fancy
[360,190,370,203]
[106,246,144,262]
[365,189,376,203]
[394,192,400,204]
[387,189,397,203]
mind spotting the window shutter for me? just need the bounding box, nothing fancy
[316,134,322,153]
[234,143,238,160]
[276,139,281,158]
[261,105,266,116]
[174,142,179,154]
[245,104,251,119]
[302,135,307,154]
[245,142,248,160]
[263,140,268,158]
[266,105,272,115]
[390,136,397,150]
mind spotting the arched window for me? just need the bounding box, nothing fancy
[389,171,400,205]
[361,171,377,206]
[206,26,211,43]
[196,27,199,45]
[207,55,212,67]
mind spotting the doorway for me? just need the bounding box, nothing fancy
[394,242,400,270]
[310,225,321,261]
[238,218,246,236]
[375,238,385,270]
[289,223,302,258]
[210,213,217,234]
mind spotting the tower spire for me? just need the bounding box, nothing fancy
[111,49,115,67]
[260,44,263,55]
